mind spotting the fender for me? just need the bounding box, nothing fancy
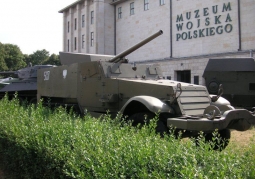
[120,95,174,114]
[210,95,231,106]
[210,95,235,112]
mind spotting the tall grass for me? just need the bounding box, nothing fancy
[0,96,254,178]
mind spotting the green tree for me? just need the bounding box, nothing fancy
[23,54,31,66]
[43,53,61,66]
[26,49,50,65]
[0,43,26,71]
[0,42,8,71]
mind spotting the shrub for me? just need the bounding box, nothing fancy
[0,97,254,178]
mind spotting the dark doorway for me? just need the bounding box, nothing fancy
[194,76,199,85]
[176,70,191,83]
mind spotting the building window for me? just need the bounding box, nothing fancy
[74,18,77,30]
[159,0,165,5]
[91,32,94,47]
[249,83,255,90]
[74,37,77,50]
[118,7,122,19]
[194,76,199,85]
[130,2,134,15]
[82,35,85,49]
[82,15,85,27]
[67,39,69,52]
[144,0,149,11]
[68,21,70,33]
[91,11,94,24]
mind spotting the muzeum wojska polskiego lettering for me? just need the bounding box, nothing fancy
[176,2,233,41]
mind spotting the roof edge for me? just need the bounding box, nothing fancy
[110,0,129,5]
[58,0,84,13]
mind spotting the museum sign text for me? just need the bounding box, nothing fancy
[176,2,233,41]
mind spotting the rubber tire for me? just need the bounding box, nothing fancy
[127,112,155,127]
[155,120,169,137]
[29,97,37,104]
[127,112,168,137]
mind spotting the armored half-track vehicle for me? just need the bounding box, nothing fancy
[37,30,255,149]
[0,65,54,103]
[203,58,255,109]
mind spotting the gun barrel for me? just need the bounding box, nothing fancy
[0,71,17,78]
[109,30,163,63]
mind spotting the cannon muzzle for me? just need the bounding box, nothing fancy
[109,30,163,63]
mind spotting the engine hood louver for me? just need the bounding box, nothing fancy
[178,87,210,116]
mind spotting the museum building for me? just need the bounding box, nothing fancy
[59,0,255,85]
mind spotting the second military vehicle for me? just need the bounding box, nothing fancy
[0,65,55,103]
[37,30,255,150]
[0,77,19,89]
[203,58,255,109]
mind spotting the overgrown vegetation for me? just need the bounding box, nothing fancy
[0,96,254,178]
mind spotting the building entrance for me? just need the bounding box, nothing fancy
[176,70,191,83]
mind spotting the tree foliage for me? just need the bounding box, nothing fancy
[0,42,8,71]
[0,42,26,71]
[25,49,49,66]
[43,54,61,66]
[24,50,60,66]
[0,43,61,72]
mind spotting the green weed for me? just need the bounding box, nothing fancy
[0,96,254,178]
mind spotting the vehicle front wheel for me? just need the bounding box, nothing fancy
[127,112,154,127]
[127,112,169,137]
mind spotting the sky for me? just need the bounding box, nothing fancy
[0,0,76,55]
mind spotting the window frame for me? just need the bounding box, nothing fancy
[82,14,85,27]
[67,21,70,33]
[82,34,85,49]
[91,11,94,24]
[91,32,94,47]
[74,18,77,30]
[67,39,69,52]
[159,0,165,6]
[74,37,77,50]
[130,2,134,15]
[118,7,122,19]
[144,0,149,11]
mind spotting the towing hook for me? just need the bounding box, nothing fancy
[211,84,223,102]
[205,110,216,120]
[203,105,221,120]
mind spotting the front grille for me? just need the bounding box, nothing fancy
[179,87,210,116]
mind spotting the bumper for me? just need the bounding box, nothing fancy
[167,109,255,132]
